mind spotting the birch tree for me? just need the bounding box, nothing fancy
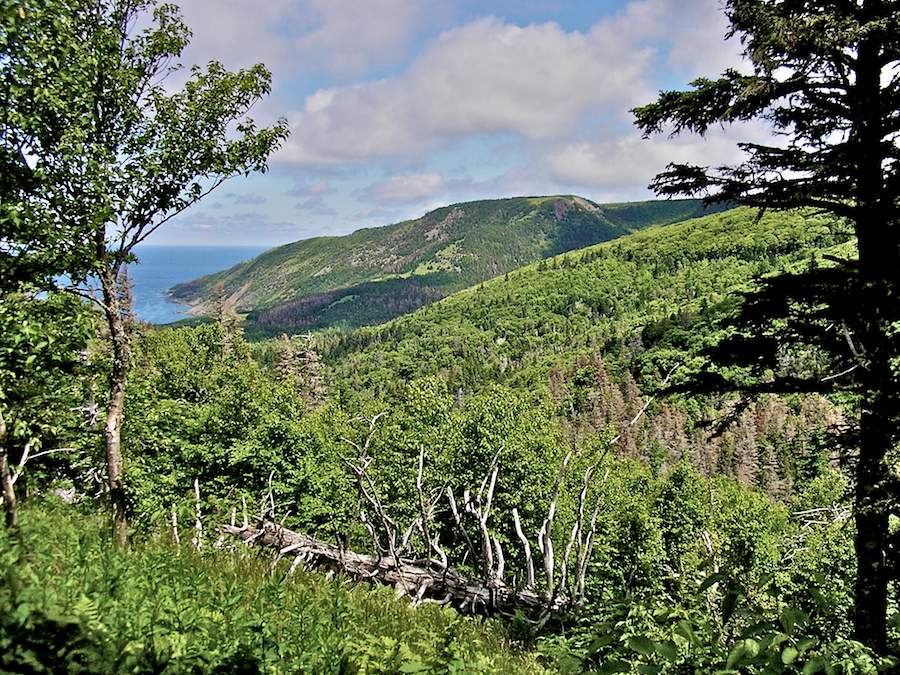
[1,0,288,543]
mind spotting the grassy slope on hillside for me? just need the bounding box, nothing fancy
[168,197,725,335]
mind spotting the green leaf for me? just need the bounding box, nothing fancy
[725,642,744,671]
[726,639,759,670]
[769,633,789,649]
[782,646,799,665]
[655,640,678,661]
[628,635,656,656]
[675,619,697,644]
[600,660,632,674]
[779,607,807,635]
[675,620,698,646]
[722,590,741,624]
[698,572,726,592]
[797,637,818,652]
[809,588,829,610]
[803,656,827,675]
[589,633,615,653]
[637,666,661,675]
[399,662,428,673]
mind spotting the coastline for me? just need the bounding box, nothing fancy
[130,244,269,324]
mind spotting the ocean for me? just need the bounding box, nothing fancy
[130,245,270,324]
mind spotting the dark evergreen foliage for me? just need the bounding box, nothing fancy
[634,0,900,651]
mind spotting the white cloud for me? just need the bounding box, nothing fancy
[175,0,425,78]
[276,0,743,171]
[406,18,652,138]
[544,121,774,192]
[292,0,426,77]
[234,193,268,205]
[286,179,334,197]
[347,206,404,222]
[359,172,448,204]
[295,196,338,215]
[279,13,658,165]
[168,210,302,244]
[612,0,743,79]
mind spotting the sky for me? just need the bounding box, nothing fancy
[151,0,763,247]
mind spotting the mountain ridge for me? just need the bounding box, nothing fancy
[168,195,731,335]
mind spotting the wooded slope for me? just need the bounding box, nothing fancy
[326,206,853,397]
[168,196,726,334]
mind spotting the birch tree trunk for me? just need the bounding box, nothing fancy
[0,406,16,529]
[101,264,131,547]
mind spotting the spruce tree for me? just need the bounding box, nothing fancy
[634,0,900,651]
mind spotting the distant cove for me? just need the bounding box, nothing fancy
[130,245,269,324]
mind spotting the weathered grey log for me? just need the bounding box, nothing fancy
[219,381,679,619]
[222,521,565,617]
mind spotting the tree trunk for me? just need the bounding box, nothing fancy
[0,406,16,529]
[848,21,898,651]
[101,264,132,547]
[851,284,895,652]
[850,230,898,652]
[222,522,564,618]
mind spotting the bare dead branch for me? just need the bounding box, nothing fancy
[414,445,438,570]
[171,506,180,546]
[512,508,535,590]
[539,450,572,599]
[575,468,609,605]
[464,455,501,583]
[560,464,594,599]
[223,521,557,618]
[447,487,479,567]
[610,364,681,446]
[493,536,505,581]
[821,363,860,382]
[191,479,203,551]
[477,446,503,504]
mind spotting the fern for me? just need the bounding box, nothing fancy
[72,593,105,634]
[0,502,547,675]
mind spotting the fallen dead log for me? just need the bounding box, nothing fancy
[222,521,567,619]
[219,375,682,621]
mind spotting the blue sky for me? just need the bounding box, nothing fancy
[154,0,760,247]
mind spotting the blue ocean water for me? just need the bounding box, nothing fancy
[130,245,269,324]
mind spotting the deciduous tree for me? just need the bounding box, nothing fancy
[0,291,94,527]
[1,0,288,543]
[0,0,100,290]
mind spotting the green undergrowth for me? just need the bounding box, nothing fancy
[0,502,551,675]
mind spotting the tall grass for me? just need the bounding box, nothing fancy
[0,501,551,674]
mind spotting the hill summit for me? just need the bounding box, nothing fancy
[168,195,728,335]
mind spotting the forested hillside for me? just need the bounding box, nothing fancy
[325,206,841,383]
[317,206,852,496]
[4,202,894,673]
[7,0,900,671]
[168,196,727,335]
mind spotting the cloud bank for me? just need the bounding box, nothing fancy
[159,0,755,246]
